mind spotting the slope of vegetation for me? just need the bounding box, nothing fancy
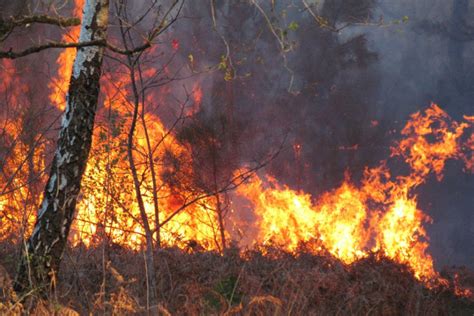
[1,241,473,315]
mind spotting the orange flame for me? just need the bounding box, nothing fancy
[68,63,223,251]
[48,0,84,111]
[0,60,45,241]
[1,6,473,293]
[237,104,472,282]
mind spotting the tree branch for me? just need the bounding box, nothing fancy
[0,15,81,42]
[4,15,81,28]
[1,1,184,59]
[0,39,105,59]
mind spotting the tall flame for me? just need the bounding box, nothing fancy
[48,0,84,111]
[69,64,223,251]
[0,60,45,241]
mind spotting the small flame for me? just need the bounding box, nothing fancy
[185,83,203,116]
[172,39,180,51]
[193,83,203,105]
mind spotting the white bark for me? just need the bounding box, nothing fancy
[14,0,110,295]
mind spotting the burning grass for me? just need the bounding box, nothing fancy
[1,241,473,315]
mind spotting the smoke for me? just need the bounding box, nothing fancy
[166,0,473,268]
[361,0,474,268]
[1,0,472,268]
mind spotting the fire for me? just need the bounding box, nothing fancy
[193,83,203,105]
[68,63,223,251]
[172,39,180,51]
[0,60,45,241]
[72,108,222,250]
[374,193,433,279]
[184,83,203,116]
[237,175,318,251]
[237,103,473,281]
[392,103,469,181]
[1,1,473,296]
[2,43,473,287]
[48,0,84,111]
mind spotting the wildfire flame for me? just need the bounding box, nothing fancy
[0,60,45,240]
[2,50,473,289]
[237,103,472,282]
[67,63,223,251]
[0,0,473,299]
[48,0,84,111]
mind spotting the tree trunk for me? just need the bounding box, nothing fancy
[126,60,159,310]
[14,0,109,296]
[215,193,227,251]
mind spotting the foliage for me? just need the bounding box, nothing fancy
[205,275,242,311]
[1,242,472,315]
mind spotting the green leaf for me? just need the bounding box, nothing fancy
[218,55,227,70]
[288,21,299,31]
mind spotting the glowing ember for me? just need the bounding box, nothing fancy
[193,83,203,105]
[185,83,203,115]
[172,39,180,51]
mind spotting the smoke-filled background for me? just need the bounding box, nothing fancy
[166,0,474,268]
[1,0,473,269]
[362,0,474,268]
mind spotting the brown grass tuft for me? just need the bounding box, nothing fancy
[1,242,473,315]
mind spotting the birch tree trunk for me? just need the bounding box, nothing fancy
[14,0,109,296]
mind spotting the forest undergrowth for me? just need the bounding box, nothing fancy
[1,240,473,315]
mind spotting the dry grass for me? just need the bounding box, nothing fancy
[1,240,473,315]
